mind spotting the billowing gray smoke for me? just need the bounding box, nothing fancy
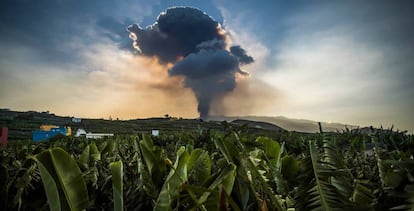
[128,7,253,118]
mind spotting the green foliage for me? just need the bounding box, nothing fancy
[256,136,281,160]
[294,140,381,211]
[109,161,123,211]
[187,148,211,185]
[0,164,8,210]
[154,146,189,211]
[34,148,89,211]
[137,134,167,198]
[281,155,299,185]
[0,127,412,210]
[351,180,376,210]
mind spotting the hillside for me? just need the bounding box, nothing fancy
[209,115,358,133]
[2,108,373,140]
[231,119,286,132]
[0,109,288,140]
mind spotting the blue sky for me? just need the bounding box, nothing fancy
[0,0,413,131]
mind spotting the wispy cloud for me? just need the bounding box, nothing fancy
[0,38,199,119]
[259,3,414,131]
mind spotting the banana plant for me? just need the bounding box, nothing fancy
[78,142,101,169]
[214,132,286,210]
[154,146,189,211]
[376,147,414,210]
[136,134,167,199]
[181,163,237,211]
[187,148,211,185]
[2,127,413,211]
[255,136,291,195]
[78,142,101,189]
[295,140,365,211]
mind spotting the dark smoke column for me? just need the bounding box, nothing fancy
[128,7,253,119]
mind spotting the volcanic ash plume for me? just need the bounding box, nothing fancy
[128,7,253,119]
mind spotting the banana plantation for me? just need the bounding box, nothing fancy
[1,126,413,210]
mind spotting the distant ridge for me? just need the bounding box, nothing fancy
[208,116,358,133]
[231,119,286,132]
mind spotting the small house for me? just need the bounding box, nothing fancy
[76,128,87,137]
[72,117,82,123]
[152,130,160,136]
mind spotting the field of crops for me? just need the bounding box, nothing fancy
[1,126,413,211]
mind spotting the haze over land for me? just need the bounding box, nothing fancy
[1,1,413,132]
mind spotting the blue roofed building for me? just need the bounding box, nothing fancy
[32,127,67,142]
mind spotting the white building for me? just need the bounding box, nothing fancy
[76,129,87,137]
[75,128,114,139]
[86,133,114,139]
[152,130,159,136]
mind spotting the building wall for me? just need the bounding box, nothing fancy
[66,127,72,136]
[0,127,8,146]
[85,133,114,139]
[33,127,67,142]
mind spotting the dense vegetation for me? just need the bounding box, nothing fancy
[1,125,413,210]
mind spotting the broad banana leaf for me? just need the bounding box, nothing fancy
[78,145,90,168]
[34,148,89,211]
[100,140,116,155]
[138,135,166,190]
[154,146,190,211]
[89,142,101,162]
[199,163,237,203]
[256,136,281,160]
[281,155,299,184]
[110,161,123,211]
[351,180,375,210]
[295,141,353,211]
[213,136,239,164]
[187,149,211,185]
[78,143,101,169]
[183,163,237,211]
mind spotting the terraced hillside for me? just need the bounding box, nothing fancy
[0,109,287,140]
